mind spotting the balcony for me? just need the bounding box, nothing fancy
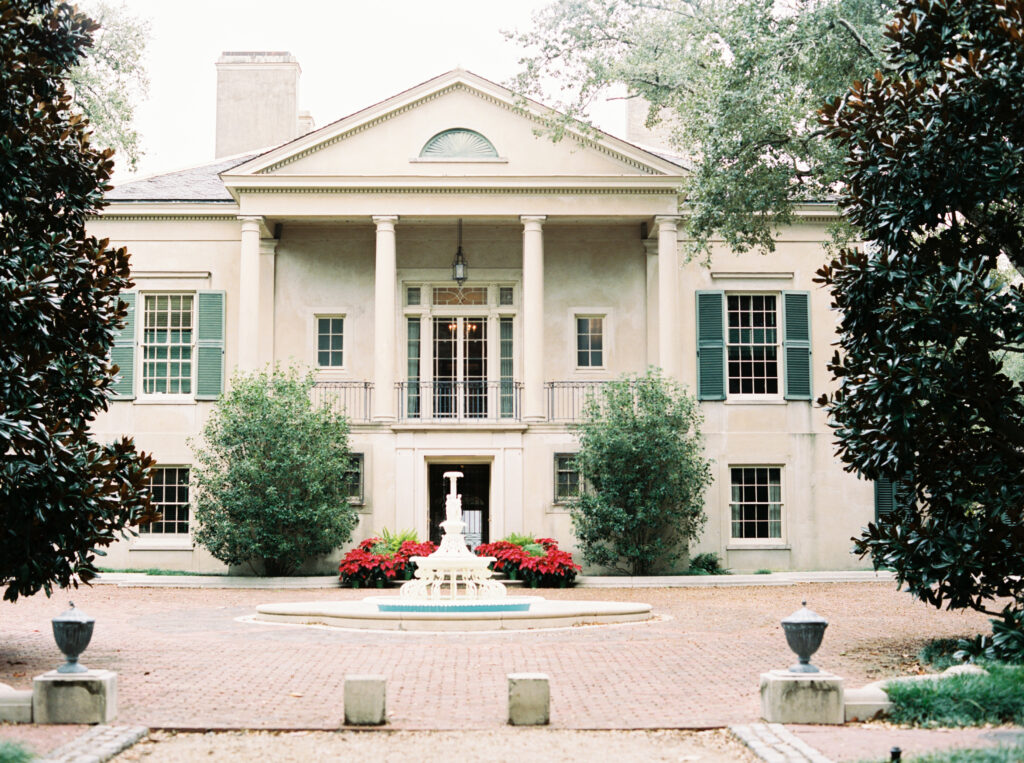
[397,380,522,422]
[312,381,373,423]
[545,381,613,422]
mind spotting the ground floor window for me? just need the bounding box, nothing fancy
[554,453,581,503]
[140,467,190,534]
[730,466,782,539]
[345,453,365,505]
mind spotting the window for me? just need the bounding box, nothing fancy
[499,286,514,306]
[576,316,604,368]
[316,316,344,368]
[406,286,421,306]
[730,467,783,540]
[344,453,364,505]
[696,291,811,401]
[140,467,190,534]
[142,294,194,394]
[727,295,779,395]
[554,454,581,503]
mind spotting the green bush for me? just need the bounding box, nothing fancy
[572,369,712,575]
[918,638,965,671]
[0,741,33,763]
[689,552,728,575]
[885,664,1024,727]
[191,365,357,576]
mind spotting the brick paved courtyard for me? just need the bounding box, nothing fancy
[0,583,992,730]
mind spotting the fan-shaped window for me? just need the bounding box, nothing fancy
[419,129,498,159]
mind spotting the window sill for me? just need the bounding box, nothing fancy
[130,537,193,551]
[723,398,787,406]
[134,397,197,406]
[726,544,791,551]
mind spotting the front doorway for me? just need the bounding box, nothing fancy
[428,463,490,549]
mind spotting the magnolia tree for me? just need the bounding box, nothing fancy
[512,0,894,255]
[191,366,358,576]
[0,0,155,603]
[819,0,1024,657]
[571,370,712,575]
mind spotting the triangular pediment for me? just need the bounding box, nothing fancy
[224,70,685,182]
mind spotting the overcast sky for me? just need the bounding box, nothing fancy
[119,0,624,180]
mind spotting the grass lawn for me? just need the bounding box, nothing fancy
[880,745,1024,762]
[885,663,1024,727]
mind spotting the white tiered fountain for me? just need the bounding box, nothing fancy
[376,472,530,612]
[254,472,652,631]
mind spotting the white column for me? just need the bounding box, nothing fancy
[644,238,658,370]
[521,215,546,421]
[257,238,277,366]
[373,215,399,421]
[656,215,681,380]
[237,216,262,371]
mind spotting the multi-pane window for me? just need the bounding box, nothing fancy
[730,467,783,539]
[576,316,604,367]
[727,295,779,394]
[317,316,344,367]
[142,294,193,394]
[140,467,190,534]
[554,454,581,503]
[344,453,364,505]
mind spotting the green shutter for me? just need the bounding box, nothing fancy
[874,477,895,521]
[696,291,726,400]
[196,291,225,400]
[110,292,136,399]
[782,291,812,400]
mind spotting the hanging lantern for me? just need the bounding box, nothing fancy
[451,218,468,286]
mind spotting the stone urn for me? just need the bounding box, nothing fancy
[52,602,95,674]
[780,600,828,673]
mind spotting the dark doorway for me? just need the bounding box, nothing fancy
[428,463,490,549]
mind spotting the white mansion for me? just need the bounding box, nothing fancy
[90,52,878,573]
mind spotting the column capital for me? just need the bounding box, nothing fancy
[372,215,399,228]
[654,214,682,230]
[520,215,547,228]
[238,215,263,232]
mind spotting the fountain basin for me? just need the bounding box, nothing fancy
[253,597,653,632]
[372,596,533,613]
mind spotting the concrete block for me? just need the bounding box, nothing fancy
[32,670,117,724]
[508,673,550,726]
[760,669,844,725]
[344,675,386,725]
[844,684,892,722]
[0,682,32,723]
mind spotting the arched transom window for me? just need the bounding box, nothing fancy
[419,128,499,159]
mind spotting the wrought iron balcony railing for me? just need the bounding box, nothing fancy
[397,380,522,422]
[312,381,373,423]
[545,380,613,422]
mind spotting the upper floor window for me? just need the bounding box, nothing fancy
[110,291,225,402]
[727,295,778,395]
[419,129,498,159]
[142,294,194,395]
[576,316,604,368]
[316,316,344,368]
[696,291,811,401]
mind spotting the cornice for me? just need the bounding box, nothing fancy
[235,185,677,197]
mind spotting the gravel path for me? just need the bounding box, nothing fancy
[111,728,756,762]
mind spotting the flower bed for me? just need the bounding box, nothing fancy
[338,536,437,588]
[475,536,580,588]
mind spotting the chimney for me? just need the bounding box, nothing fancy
[215,51,304,158]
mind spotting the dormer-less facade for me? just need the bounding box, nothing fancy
[91,64,876,573]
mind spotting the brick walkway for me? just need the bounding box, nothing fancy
[0,583,992,735]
